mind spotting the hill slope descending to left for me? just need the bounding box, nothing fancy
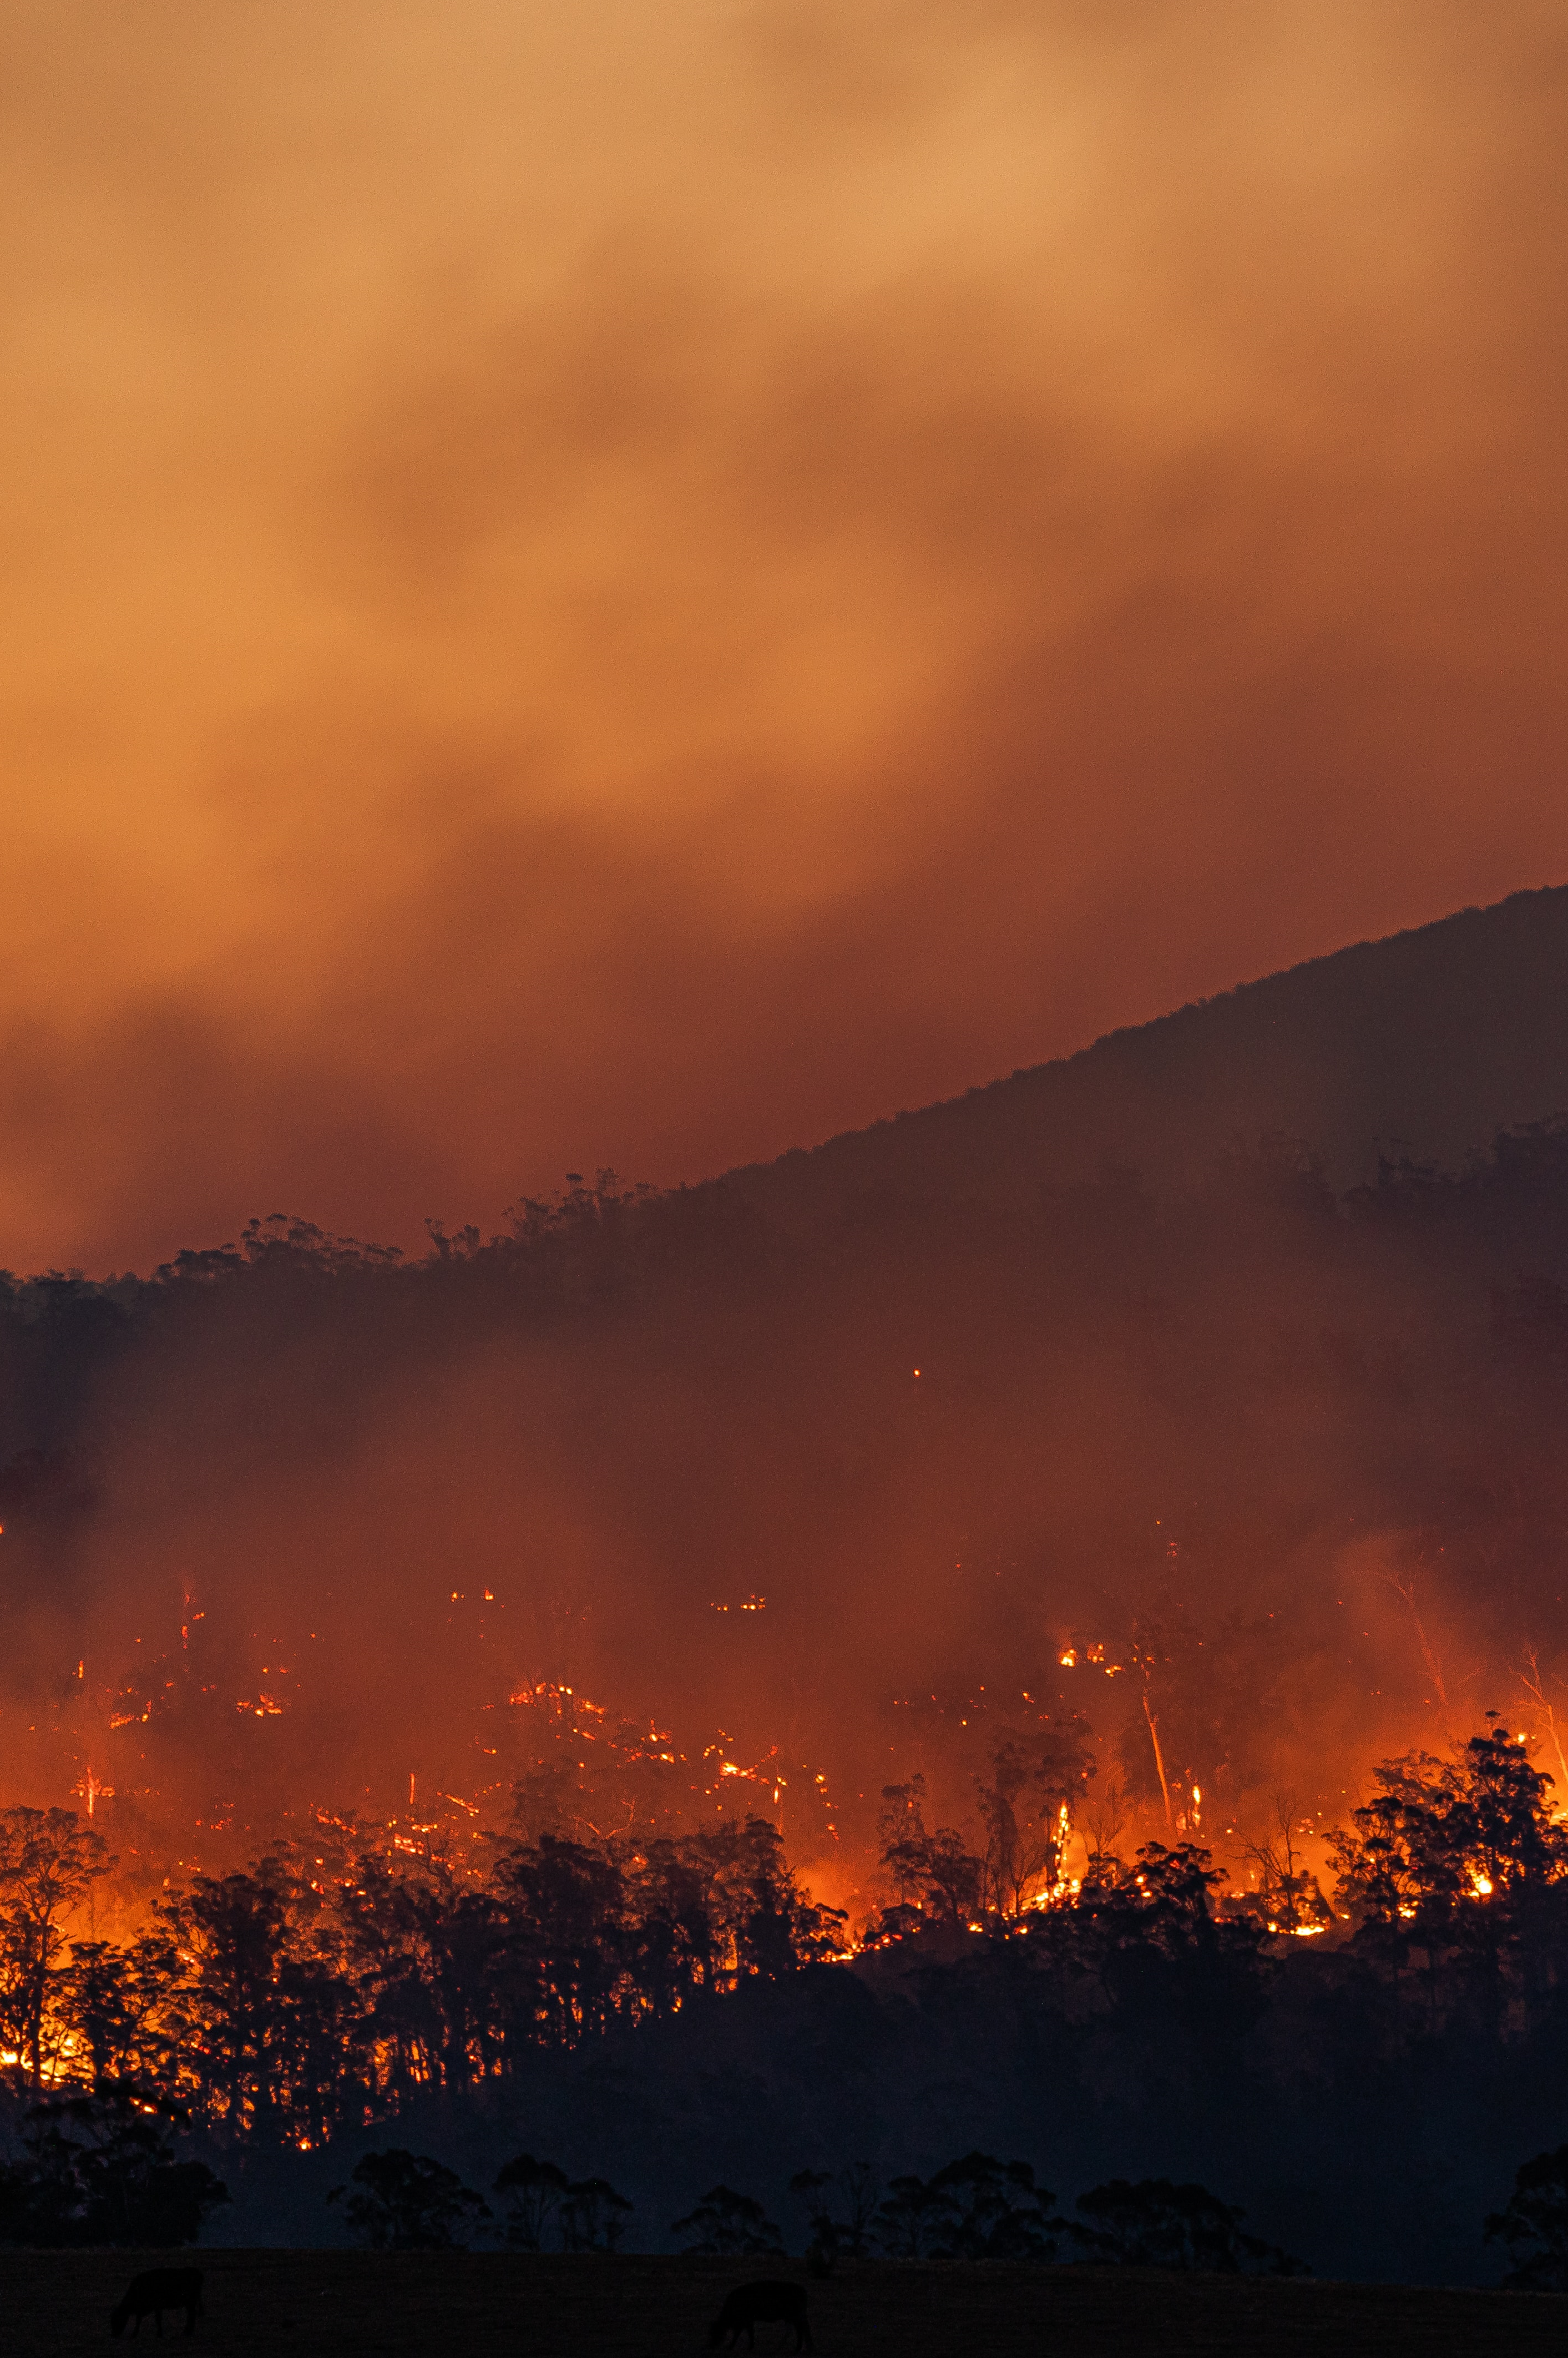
[719,883,1568,1227]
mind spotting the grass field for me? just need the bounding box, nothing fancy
[4,2250,1562,2356]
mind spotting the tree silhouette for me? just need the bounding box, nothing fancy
[1073,2178,1301,2274]
[494,2153,570,2250]
[1485,2147,1568,2289]
[56,1934,182,2091]
[789,2162,881,2271]
[671,2184,784,2255]
[1330,1720,1568,2014]
[327,2149,490,2250]
[0,2083,228,2248]
[872,2173,950,2259]
[560,2177,633,2251]
[166,1867,295,2131]
[1332,1721,1567,1926]
[1241,1800,1333,1936]
[877,1779,985,1929]
[0,1807,112,2084]
[926,2152,1059,2260]
[975,1722,1095,1916]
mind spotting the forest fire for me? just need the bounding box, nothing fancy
[1,0,1566,2267]
[3,1536,1564,1958]
[2,1706,1558,2189]
[4,1118,1568,1929]
[1,1111,1567,2288]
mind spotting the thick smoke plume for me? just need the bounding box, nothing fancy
[2,1,1567,1270]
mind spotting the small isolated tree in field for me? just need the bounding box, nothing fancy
[494,2153,570,2250]
[872,2173,950,2259]
[560,2176,633,2251]
[869,2154,1058,2261]
[1071,2178,1302,2275]
[789,2168,834,2267]
[327,2149,490,2250]
[1485,2147,1568,2289]
[827,2161,880,2258]
[672,2184,783,2255]
[789,2162,881,2273]
[927,2153,1059,2260]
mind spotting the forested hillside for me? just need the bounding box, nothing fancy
[724,882,1568,1221]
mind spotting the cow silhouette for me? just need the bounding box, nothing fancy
[708,2280,812,2350]
[109,2267,204,2337]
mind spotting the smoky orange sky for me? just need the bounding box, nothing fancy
[5,0,1567,1275]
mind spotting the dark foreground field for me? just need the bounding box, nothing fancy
[4,2253,1565,2358]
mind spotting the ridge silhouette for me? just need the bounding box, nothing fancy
[715,883,1568,1220]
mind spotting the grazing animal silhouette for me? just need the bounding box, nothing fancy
[709,2280,812,2350]
[109,2268,204,2337]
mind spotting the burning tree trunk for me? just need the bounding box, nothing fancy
[1142,1693,1175,1835]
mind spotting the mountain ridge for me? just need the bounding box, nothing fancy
[716,881,1568,1220]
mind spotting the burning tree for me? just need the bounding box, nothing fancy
[876,1778,985,1930]
[0,1807,110,2084]
[1024,1837,1277,2033]
[1115,1603,1286,1837]
[973,1719,1096,1917]
[17,1721,1568,2199]
[54,1933,183,2091]
[0,1803,846,2147]
[1241,1801,1333,1936]
[1329,1718,1568,2007]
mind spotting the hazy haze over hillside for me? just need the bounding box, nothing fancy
[5,887,1568,1937]
[4,2,1568,1272]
